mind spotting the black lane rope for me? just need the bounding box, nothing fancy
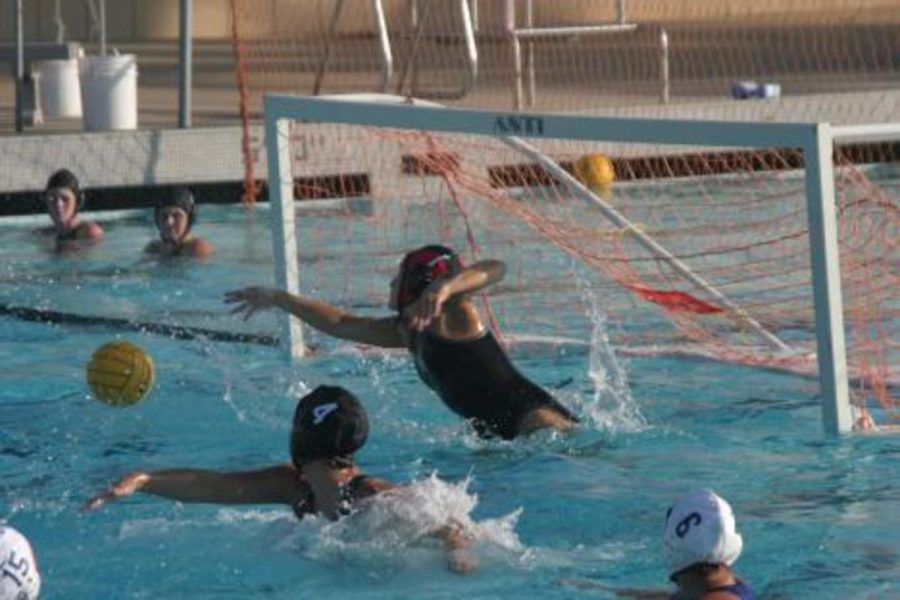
[0,303,278,347]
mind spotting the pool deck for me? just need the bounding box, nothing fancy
[0,41,896,203]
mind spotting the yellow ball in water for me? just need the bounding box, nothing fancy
[574,153,616,188]
[86,341,155,407]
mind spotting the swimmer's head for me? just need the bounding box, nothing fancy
[391,245,463,311]
[290,386,369,468]
[0,525,41,600]
[662,489,743,581]
[44,168,84,221]
[154,187,196,243]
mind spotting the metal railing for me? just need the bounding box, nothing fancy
[313,0,394,95]
[505,0,669,109]
[398,0,478,100]
[313,0,478,101]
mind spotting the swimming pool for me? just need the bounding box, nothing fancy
[1,204,898,599]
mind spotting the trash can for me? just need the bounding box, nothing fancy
[80,54,138,131]
[38,59,83,118]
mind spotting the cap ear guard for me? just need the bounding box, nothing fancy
[154,187,197,230]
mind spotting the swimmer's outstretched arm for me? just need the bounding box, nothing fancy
[84,465,302,510]
[404,259,506,332]
[225,286,404,348]
[442,259,506,298]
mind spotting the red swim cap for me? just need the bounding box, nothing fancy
[397,245,462,309]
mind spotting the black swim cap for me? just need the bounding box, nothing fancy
[154,186,196,229]
[290,386,369,467]
[45,168,84,209]
[397,245,463,310]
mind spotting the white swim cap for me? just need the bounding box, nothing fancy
[662,489,743,578]
[0,526,41,600]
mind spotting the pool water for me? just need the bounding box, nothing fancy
[1,206,898,599]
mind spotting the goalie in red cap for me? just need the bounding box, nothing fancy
[226,245,578,440]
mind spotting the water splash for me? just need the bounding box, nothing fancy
[579,283,647,433]
[284,473,524,572]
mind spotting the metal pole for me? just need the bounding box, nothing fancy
[525,0,535,108]
[54,0,66,43]
[804,124,852,434]
[99,0,106,56]
[616,0,626,24]
[313,0,347,95]
[14,0,24,133]
[659,27,669,104]
[396,0,427,95]
[372,0,393,93]
[265,114,306,359]
[505,0,522,110]
[178,0,193,128]
[460,0,478,92]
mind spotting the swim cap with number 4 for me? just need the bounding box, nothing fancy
[290,385,369,465]
[0,525,41,600]
[662,489,743,577]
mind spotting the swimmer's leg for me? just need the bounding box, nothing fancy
[518,406,577,436]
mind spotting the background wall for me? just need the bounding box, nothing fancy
[0,0,231,42]
[1,0,895,44]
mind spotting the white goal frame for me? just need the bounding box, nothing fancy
[263,92,898,436]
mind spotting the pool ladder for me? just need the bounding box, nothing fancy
[313,0,478,101]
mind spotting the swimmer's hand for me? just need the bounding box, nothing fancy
[447,547,478,574]
[403,281,450,332]
[440,525,477,575]
[225,286,280,320]
[84,471,151,511]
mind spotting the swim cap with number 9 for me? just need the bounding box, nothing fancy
[662,488,743,577]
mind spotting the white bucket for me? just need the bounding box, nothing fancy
[38,59,83,118]
[79,54,138,131]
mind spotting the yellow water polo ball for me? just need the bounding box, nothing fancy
[86,341,155,407]
[574,153,616,188]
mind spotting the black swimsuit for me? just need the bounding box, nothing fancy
[291,474,375,520]
[56,227,81,242]
[411,330,577,439]
[671,581,753,600]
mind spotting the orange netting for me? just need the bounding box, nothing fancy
[279,120,898,429]
[229,1,898,428]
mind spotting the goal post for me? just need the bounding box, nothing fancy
[263,92,899,436]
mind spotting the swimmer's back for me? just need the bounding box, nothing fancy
[411,329,576,439]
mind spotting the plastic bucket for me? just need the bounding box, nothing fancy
[79,54,138,131]
[38,59,83,118]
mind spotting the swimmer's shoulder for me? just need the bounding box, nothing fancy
[78,221,104,240]
[187,237,214,258]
